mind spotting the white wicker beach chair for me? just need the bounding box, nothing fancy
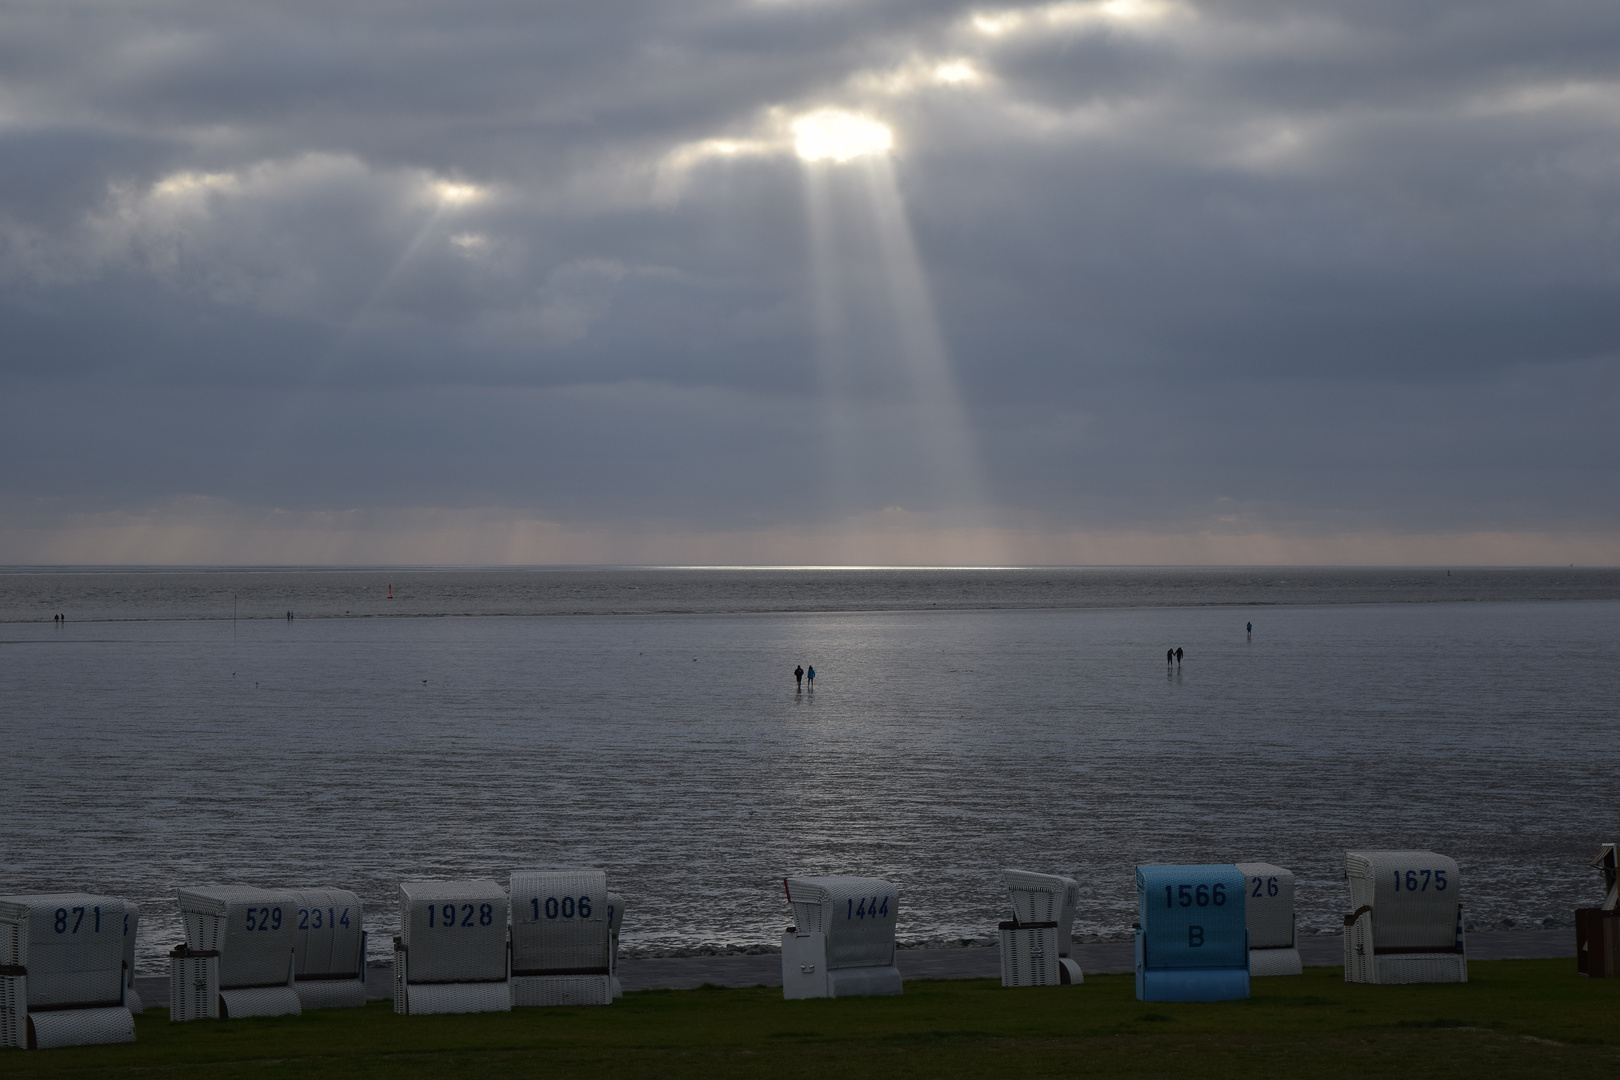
[0,893,139,1049]
[998,870,1083,986]
[174,887,302,1020]
[781,876,902,1000]
[1233,863,1302,976]
[289,889,366,1009]
[168,945,218,1021]
[1342,851,1466,984]
[394,880,510,1015]
[509,870,613,1007]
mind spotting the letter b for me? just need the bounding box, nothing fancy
[1188,925,1204,947]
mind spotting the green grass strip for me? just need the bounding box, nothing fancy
[3,960,1617,1079]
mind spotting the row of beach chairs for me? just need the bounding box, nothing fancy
[999,851,1468,1000]
[5,847,1608,1050]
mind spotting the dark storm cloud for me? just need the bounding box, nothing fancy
[1,0,1616,553]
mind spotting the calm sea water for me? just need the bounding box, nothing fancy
[3,568,1617,972]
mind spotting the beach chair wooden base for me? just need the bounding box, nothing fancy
[1248,946,1303,976]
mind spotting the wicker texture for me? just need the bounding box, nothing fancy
[177,887,299,990]
[1248,947,1303,976]
[27,1006,135,1049]
[1344,908,1468,984]
[393,943,407,1015]
[781,931,828,999]
[219,986,303,1017]
[1135,865,1248,1002]
[398,880,509,984]
[1002,870,1079,958]
[999,925,1061,987]
[393,944,512,1015]
[400,981,512,1015]
[507,870,613,1009]
[1233,863,1295,950]
[1,974,23,1048]
[511,974,613,1007]
[290,889,365,979]
[1375,952,1467,984]
[783,876,898,970]
[292,979,366,1010]
[168,950,219,1021]
[120,902,139,1000]
[1344,851,1461,950]
[509,870,609,975]
[0,894,131,1009]
[1135,865,1247,970]
[1342,851,1466,985]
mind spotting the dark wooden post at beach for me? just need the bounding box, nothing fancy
[1576,843,1619,977]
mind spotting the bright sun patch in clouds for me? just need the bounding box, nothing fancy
[432,180,486,205]
[972,0,1186,37]
[792,109,894,163]
[151,170,239,199]
[933,60,983,85]
[851,57,988,95]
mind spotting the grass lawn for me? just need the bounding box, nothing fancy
[2,960,1616,1078]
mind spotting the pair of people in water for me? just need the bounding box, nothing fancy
[793,664,816,691]
[1166,647,1183,664]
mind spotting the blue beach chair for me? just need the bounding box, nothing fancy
[1135,865,1249,1002]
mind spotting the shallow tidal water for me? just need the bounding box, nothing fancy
[2,569,1617,971]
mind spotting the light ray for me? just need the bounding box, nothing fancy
[797,118,1004,565]
[802,165,870,564]
[234,177,480,493]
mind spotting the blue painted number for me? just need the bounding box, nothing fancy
[845,895,892,919]
[1163,883,1226,908]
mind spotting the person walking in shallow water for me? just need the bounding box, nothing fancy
[1166,648,1174,664]
[1175,647,1183,665]
[794,665,804,691]
[806,665,815,689]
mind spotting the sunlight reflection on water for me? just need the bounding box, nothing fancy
[4,588,1617,971]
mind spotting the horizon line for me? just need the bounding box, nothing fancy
[0,563,1610,573]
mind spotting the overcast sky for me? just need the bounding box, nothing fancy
[2,0,1616,565]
